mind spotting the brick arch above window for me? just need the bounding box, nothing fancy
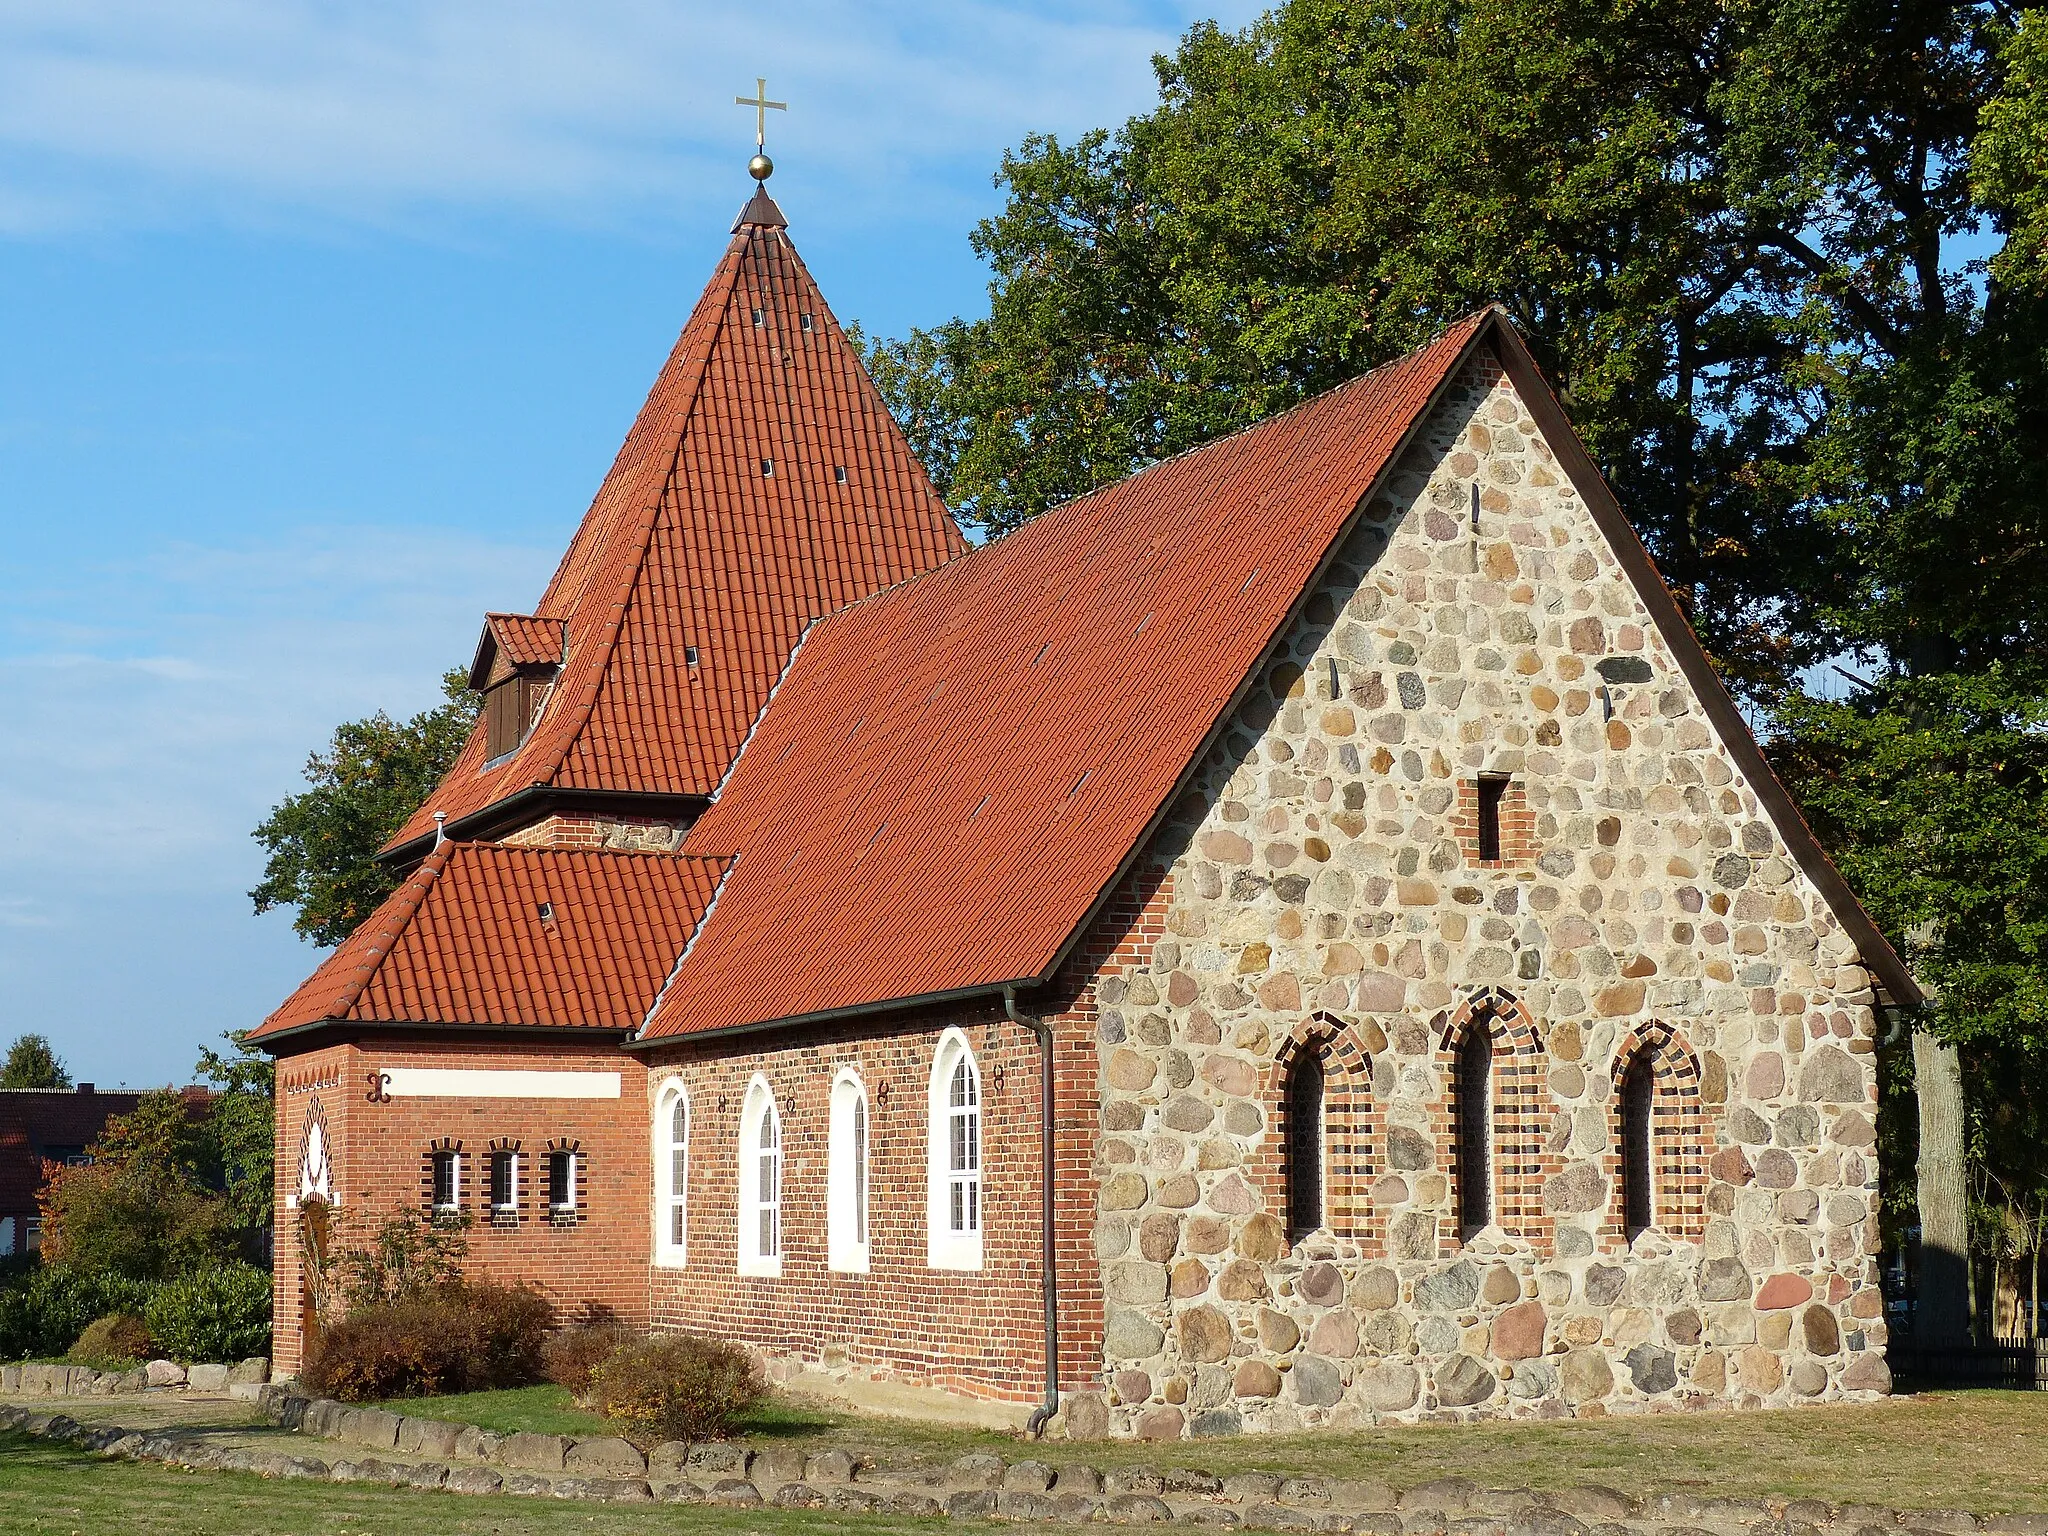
[1602,1021,1708,1246]
[1254,1012,1383,1256]
[1431,988,1550,1250]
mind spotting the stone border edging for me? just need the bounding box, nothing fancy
[1,1358,270,1399]
[5,1390,2048,1534]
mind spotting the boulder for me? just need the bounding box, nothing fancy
[398,1418,464,1460]
[1062,1392,1110,1440]
[1179,1305,1235,1364]
[499,1431,572,1472]
[1434,1354,1496,1408]
[567,1437,648,1476]
[1357,1361,1420,1412]
[186,1363,230,1392]
[227,1358,270,1386]
[1490,1302,1547,1361]
[144,1360,186,1388]
[1622,1343,1677,1394]
[1291,1354,1345,1408]
[348,1408,403,1450]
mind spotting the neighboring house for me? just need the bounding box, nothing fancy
[0,1085,145,1256]
[251,170,1916,1436]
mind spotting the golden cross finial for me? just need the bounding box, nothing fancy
[735,77,787,149]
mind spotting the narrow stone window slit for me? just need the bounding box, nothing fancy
[1286,1052,1325,1240]
[1477,774,1511,862]
[1457,1024,1494,1237]
[1622,1053,1656,1238]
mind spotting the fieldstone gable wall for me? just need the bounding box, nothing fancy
[1080,353,1887,1439]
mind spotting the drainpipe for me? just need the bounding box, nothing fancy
[1005,984,1060,1438]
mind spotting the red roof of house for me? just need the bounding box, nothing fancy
[470,613,568,688]
[252,844,731,1041]
[638,315,1491,1040]
[388,191,968,857]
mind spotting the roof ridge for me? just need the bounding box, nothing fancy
[795,309,1495,631]
[306,842,451,1025]
[509,231,754,795]
[458,843,734,865]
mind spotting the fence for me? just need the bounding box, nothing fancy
[1889,1336,2048,1390]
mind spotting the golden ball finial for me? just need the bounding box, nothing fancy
[749,153,774,182]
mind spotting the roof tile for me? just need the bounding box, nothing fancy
[253,844,729,1039]
[641,313,1488,1040]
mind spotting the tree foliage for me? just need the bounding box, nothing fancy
[37,1035,276,1281]
[0,1034,70,1090]
[868,0,2048,1274]
[869,0,2018,694]
[250,668,479,947]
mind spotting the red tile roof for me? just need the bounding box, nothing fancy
[470,613,567,687]
[388,193,968,857]
[639,314,1492,1041]
[252,844,731,1041]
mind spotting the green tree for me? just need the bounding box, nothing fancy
[39,1090,234,1282]
[870,0,2048,1334]
[868,0,2011,692]
[251,668,480,946]
[0,1034,70,1089]
[194,1030,275,1241]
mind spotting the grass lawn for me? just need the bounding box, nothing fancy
[0,1430,975,1536]
[371,1387,2048,1514]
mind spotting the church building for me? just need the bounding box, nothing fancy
[253,164,1914,1437]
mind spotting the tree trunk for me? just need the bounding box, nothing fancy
[1913,1027,1972,1343]
[2031,1243,2040,1342]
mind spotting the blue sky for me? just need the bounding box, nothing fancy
[0,0,1262,1087]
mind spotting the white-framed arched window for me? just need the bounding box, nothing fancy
[927,1029,983,1270]
[654,1079,689,1267]
[738,1074,782,1277]
[828,1067,871,1273]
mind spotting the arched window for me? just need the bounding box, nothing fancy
[928,1030,983,1270]
[1621,1051,1656,1238]
[738,1076,782,1276]
[1286,1052,1325,1240]
[654,1082,688,1267]
[1456,1020,1494,1237]
[829,1068,871,1273]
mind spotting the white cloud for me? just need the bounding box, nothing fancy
[0,0,1252,233]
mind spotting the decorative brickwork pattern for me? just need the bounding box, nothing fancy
[1433,989,1552,1251]
[1253,1015,1381,1255]
[1600,1021,1707,1246]
[1451,776,1537,868]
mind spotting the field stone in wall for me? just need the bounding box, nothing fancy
[1088,360,1887,1438]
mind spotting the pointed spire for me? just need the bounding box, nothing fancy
[735,184,787,231]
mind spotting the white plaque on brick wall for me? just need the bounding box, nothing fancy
[378,1068,622,1100]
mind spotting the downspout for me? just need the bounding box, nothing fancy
[1006,984,1060,1438]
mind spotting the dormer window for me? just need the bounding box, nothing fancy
[485,673,550,760]
[469,613,566,764]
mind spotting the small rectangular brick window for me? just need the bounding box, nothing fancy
[547,1149,576,1212]
[1477,775,1510,862]
[488,1150,516,1214]
[430,1150,459,1212]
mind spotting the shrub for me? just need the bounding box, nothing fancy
[145,1262,272,1363]
[0,1264,154,1361]
[68,1313,154,1368]
[589,1333,763,1447]
[541,1322,637,1401]
[302,1281,554,1402]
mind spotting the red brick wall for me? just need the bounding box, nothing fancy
[643,1002,1062,1403]
[270,1034,649,1373]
